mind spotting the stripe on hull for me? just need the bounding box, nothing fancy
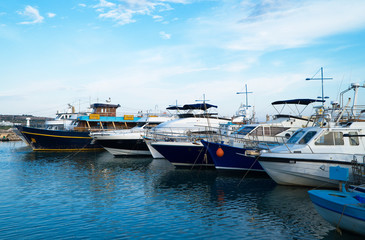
[21,131,92,139]
[258,156,354,166]
[16,125,101,150]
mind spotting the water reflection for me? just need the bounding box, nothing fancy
[0,142,362,239]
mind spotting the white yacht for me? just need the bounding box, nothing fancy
[90,115,175,156]
[201,98,324,171]
[258,83,365,187]
[144,103,230,165]
[45,104,91,131]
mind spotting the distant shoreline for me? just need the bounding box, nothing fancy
[0,129,22,141]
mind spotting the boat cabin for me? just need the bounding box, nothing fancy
[90,103,120,117]
[279,122,364,155]
[72,102,142,132]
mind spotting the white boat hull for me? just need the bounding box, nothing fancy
[144,139,164,158]
[103,147,151,156]
[92,131,150,156]
[258,154,355,188]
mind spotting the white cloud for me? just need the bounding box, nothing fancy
[95,0,177,25]
[99,8,137,25]
[191,0,365,51]
[160,31,171,39]
[94,0,116,8]
[18,6,44,24]
[153,15,163,22]
[78,4,87,7]
[47,13,56,18]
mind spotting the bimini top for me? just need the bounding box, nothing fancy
[90,103,121,109]
[166,106,185,110]
[166,103,217,110]
[271,99,325,106]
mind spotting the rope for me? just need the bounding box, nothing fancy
[62,142,91,159]
[238,155,260,186]
[335,204,348,236]
[191,142,207,170]
[334,201,361,235]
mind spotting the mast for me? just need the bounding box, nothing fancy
[306,67,333,106]
[237,84,252,110]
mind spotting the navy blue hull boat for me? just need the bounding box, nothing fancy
[16,101,142,151]
[16,125,102,151]
[201,140,263,171]
[151,141,214,168]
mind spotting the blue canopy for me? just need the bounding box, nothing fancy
[166,106,185,110]
[271,99,325,105]
[167,103,217,110]
[90,103,121,108]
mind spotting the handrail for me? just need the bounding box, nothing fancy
[336,98,352,124]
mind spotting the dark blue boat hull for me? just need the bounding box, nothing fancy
[151,142,214,168]
[96,139,149,151]
[16,125,103,151]
[201,140,264,171]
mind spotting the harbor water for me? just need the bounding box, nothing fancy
[0,141,361,239]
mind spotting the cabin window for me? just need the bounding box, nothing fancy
[298,131,317,144]
[287,129,306,144]
[315,132,344,145]
[348,132,360,146]
[262,127,291,136]
[252,126,264,136]
[334,132,344,145]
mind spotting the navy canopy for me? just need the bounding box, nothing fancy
[90,103,121,108]
[271,99,325,106]
[166,106,185,110]
[166,103,217,110]
[182,103,217,110]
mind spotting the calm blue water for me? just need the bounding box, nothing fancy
[0,141,361,239]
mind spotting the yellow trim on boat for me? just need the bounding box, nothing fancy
[33,148,105,152]
[21,131,92,139]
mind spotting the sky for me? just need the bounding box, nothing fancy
[1,0,365,120]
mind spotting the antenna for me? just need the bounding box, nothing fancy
[195,94,211,112]
[306,67,333,106]
[237,84,253,109]
[168,100,181,108]
[195,94,210,104]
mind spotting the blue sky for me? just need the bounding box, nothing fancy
[1,0,365,120]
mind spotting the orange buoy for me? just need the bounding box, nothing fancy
[216,147,224,157]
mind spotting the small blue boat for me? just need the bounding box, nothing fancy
[308,167,365,236]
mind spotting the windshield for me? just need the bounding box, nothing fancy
[298,131,317,144]
[287,129,318,144]
[234,126,256,136]
[286,129,306,144]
